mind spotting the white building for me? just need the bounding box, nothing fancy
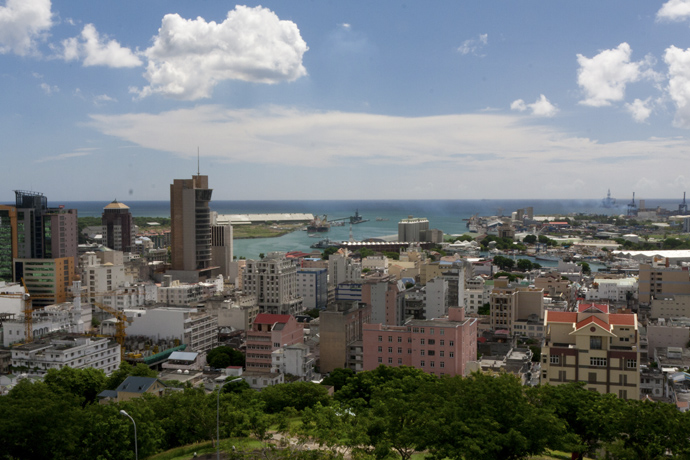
[3,302,91,347]
[120,307,218,352]
[328,252,362,287]
[271,343,315,381]
[585,277,638,303]
[157,276,222,306]
[243,252,303,315]
[362,255,389,272]
[425,277,448,319]
[0,281,27,316]
[398,217,430,242]
[10,335,120,375]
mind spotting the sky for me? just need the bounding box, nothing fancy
[2,1,690,202]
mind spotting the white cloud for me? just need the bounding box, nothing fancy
[40,82,58,94]
[664,45,690,128]
[577,43,642,107]
[625,98,652,123]
[34,148,94,163]
[458,33,488,56]
[58,24,142,68]
[341,23,351,29]
[510,94,558,117]
[657,0,690,22]
[133,6,308,100]
[0,0,52,56]
[94,94,116,105]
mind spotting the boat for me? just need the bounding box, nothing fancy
[534,255,560,262]
[307,215,330,232]
[376,217,389,221]
[310,238,340,249]
[350,210,369,224]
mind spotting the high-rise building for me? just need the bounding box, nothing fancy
[169,175,214,281]
[101,200,134,252]
[13,257,76,309]
[0,205,18,282]
[211,223,233,278]
[243,252,303,315]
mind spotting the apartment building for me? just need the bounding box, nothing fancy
[489,278,544,335]
[362,273,405,326]
[243,252,303,315]
[328,252,361,287]
[542,303,639,400]
[123,307,218,352]
[319,300,372,373]
[639,262,690,304]
[296,268,327,310]
[362,307,477,377]
[10,335,120,375]
[245,313,303,372]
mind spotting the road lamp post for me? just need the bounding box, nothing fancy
[217,377,243,460]
[120,409,138,460]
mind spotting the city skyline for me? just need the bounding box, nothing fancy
[2,1,690,200]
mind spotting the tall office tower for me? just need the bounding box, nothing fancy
[13,190,78,268]
[13,257,76,309]
[0,206,18,282]
[170,175,214,280]
[102,200,134,252]
[211,223,233,278]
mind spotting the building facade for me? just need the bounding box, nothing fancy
[101,200,135,252]
[243,252,303,315]
[639,262,690,304]
[245,313,303,372]
[296,268,327,310]
[362,307,477,377]
[319,300,372,373]
[542,303,640,400]
[13,257,76,309]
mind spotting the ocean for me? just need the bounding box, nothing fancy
[50,198,682,260]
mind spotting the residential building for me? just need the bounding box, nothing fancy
[319,300,372,373]
[13,257,76,309]
[245,313,303,372]
[335,282,362,303]
[489,278,544,335]
[157,276,222,306]
[425,277,448,319]
[271,343,315,381]
[585,277,638,304]
[10,334,120,375]
[207,294,259,332]
[541,303,640,400]
[328,251,362,286]
[650,294,690,319]
[243,252,303,315]
[123,306,218,352]
[98,376,167,402]
[362,273,405,326]
[639,262,690,305]
[535,272,574,307]
[169,175,215,281]
[362,307,477,377]
[101,200,135,252]
[296,268,327,310]
[3,300,91,347]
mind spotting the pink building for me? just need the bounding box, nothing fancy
[362,307,478,377]
[245,313,303,372]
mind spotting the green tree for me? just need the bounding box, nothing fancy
[477,303,490,315]
[523,234,537,244]
[43,366,107,406]
[383,251,400,260]
[206,346,246,369]
[492,255,515,271]
[336,365,436,408]
[321,367,355,392]
[321,246,339,260]
[516,258,534,271]
[259,382,331,414]
[577,261,592,275]
[358,248,375,258]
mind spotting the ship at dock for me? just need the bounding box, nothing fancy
[307,215,330,232]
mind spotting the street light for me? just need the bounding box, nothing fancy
[217,377,243,460]
[120,409,138,460]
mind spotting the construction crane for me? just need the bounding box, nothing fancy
[90,300,132,360]
[0,289,32,343]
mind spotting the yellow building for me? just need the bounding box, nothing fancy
[639,262,690,304]
[542,303,639,400]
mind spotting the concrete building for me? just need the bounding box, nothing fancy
[489,278,544,335]
[398,217,430,242]
[169,175,215,281]
[425,277,448,319]
[206,294,260,332]
[157,276,222,306]
[271,343,315,381]
[211,223,233,279]
[0,205,17,282]
[101,200,135,252]
[245,313,303,372]
[585,277,638,304]
[3,301,91,347]
[362,307,477,377]
[362,274,405,326]
[335,282,362,303]
[534,272,574,307]
[650,295,690,319]
[243,252,303,315]
[639,262,690,304]
[123,307,218,352]
[13,257,76,309]
[327,252,361,287]
[319,300,372,373]
[10,334,120,375]
[296,268,327,310]
[542,303,639,400]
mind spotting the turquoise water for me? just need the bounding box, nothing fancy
[48,198,682,260]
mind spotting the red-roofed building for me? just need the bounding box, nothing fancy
[245,313,303,372]
[542,302,639,400]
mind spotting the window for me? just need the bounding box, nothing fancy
[430,361,435,367]
[440,361,445,368]
[429,328,434,334]
[440,329,444,335]
[440,350,445,357]
[440,340,445,346]
[407,337,412,343]
[626,359,637,369]
[449,352,454,358]
[412,327,419,333]
[449,340,454,347]
[590,336,602,350]
[420,338,425,345]
[388,336,393,342]
[398,358,403,364]
[388,357,393,364]
[388,347,393,353]
[428,339,435,345]
[378,346,382,352]
[398,347,402,354]
[420,328,425,333]
[588,372,597,383]
[378,335,383,342]
[378,357,382,363]
[590,357,607,367]
[408,348,412,354]
[397,336,402,343]
[420,360,425,367]
[428,350,435,356]
[550,356,559,365]
[420,350,425,356]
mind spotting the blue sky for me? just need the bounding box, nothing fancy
[2,1,690,202]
